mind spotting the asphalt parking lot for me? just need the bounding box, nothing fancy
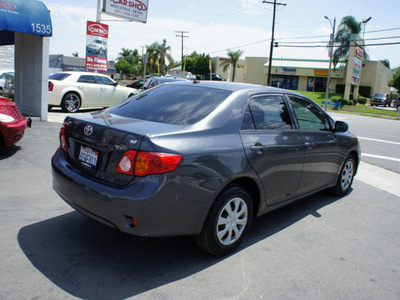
[1,118,400,299]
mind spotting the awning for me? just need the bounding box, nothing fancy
[0,0,52,45]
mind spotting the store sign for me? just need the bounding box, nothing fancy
[85,21,109,72]
[314,69,329,77]
[280,67,296,74]
[352,57,362,85]
[102,0,149,23]
[355,47,364,59]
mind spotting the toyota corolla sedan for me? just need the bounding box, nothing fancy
[0,96,31,149]
[52,81,360,256]
[48,72,138,113]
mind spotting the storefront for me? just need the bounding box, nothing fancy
[0,0,52,120]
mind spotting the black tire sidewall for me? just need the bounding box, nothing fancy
[205,186,253,255]
[61,92,81,113]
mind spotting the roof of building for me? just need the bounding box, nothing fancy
[265,58,345,70]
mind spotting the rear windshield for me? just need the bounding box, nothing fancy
[107,84,232,126]
[49,73,71,81]
[375,93,385,97]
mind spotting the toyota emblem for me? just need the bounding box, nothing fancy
[84,125,93,136]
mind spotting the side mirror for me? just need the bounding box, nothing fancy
[113,82,119,86]
[334,121,348,133]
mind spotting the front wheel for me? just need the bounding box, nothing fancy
[61,92,81,113]
[331,156,355,196]
[195,186,253,256]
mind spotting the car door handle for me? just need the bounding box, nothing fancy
[305,141,315,148]
[250,143,265,152]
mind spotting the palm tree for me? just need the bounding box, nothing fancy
[146,39,174,76]
[117,48,142,75]
[117,48,133,62]
[219,49,244,82]
[332,16,368,68]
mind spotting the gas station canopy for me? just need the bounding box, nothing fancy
[0,0,52,45]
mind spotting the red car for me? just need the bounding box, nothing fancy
[0,96,31,149]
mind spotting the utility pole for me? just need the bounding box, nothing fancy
[263,0,286,86]
[175,31,189,64]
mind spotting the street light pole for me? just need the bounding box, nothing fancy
[323,16,336,111]
[362,17,372,41]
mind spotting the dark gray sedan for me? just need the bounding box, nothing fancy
[52,81,361,256]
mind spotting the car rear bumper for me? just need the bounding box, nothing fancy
[51,148,209,237]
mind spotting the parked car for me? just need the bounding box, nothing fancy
[0,70,14,96]
[48,72,138,113]
[371,93,391,107]
[0,96,31,149]
[126,79,145,90]
[392,96,400,109]
[86,39,107,55]
[52,81,360,256]
[141,76,187,90]
[204,73,226,81]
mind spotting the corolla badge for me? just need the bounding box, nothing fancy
[84,125,93,136]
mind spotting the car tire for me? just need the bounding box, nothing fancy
[331,155,356,196]
[195,186,253,256]
[61,92,81,113]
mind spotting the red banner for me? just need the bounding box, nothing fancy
[85,21,109,72]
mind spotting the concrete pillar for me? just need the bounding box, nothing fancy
[14,32,49,120]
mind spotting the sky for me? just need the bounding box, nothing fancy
[41,0,400,69]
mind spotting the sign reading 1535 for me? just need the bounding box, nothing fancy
[31,23,52,35]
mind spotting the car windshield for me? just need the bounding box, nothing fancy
[49,73,71,81]
[107,84,232,126]
[375,94,385,97]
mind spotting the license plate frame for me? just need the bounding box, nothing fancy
[78,146,99,169]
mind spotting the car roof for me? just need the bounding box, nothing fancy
[56,71,111,77]
[166,80,303,96]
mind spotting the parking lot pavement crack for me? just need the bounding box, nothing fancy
[355,161,400,198]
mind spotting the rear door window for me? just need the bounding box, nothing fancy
[77,75,96,84]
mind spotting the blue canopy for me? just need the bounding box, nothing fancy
[0,0,52,45]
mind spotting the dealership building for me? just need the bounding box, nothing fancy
[212,56,393,98]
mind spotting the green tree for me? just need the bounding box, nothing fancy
[146,39,174,76]
[194,53,213,75]
[115,59,133,75]
[388,68,400,92]
[332,16,368,68]
[117,48,142,75]
[219,49,244,82]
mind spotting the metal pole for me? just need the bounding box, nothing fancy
[96,0,101,22]
[323,17,336,111]
[267,0,276,86]
[263,1,286,86]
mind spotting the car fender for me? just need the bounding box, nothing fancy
[60,88,85,104]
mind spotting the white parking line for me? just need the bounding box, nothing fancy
[356,161,400,198]
[362,153,400,163]
[358,136,400,146]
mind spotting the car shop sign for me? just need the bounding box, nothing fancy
[102,0,149,23]
[85,21,109,72]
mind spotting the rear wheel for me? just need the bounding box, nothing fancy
[61,92,81,113]
[331,156,355,196]
[195,186,253,256]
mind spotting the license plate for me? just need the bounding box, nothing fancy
[78,146,98,168]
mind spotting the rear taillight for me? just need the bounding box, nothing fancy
[59,122,68,151]
[117,150,182,177]
[48,81,54,91]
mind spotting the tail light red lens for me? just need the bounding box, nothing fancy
[48,81,54,91]
[117,151,182,177]
[59,127,68,151]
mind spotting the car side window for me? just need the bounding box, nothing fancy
[77,75,96,84]
[289,96,330,131]
[0,73,5,79]
[95,76,114,85]
[244,95,292,130]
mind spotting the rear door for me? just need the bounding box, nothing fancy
[287,95,342,196]
[76,75,100,106]
[94,75,123,107]
[240,94,305,206]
